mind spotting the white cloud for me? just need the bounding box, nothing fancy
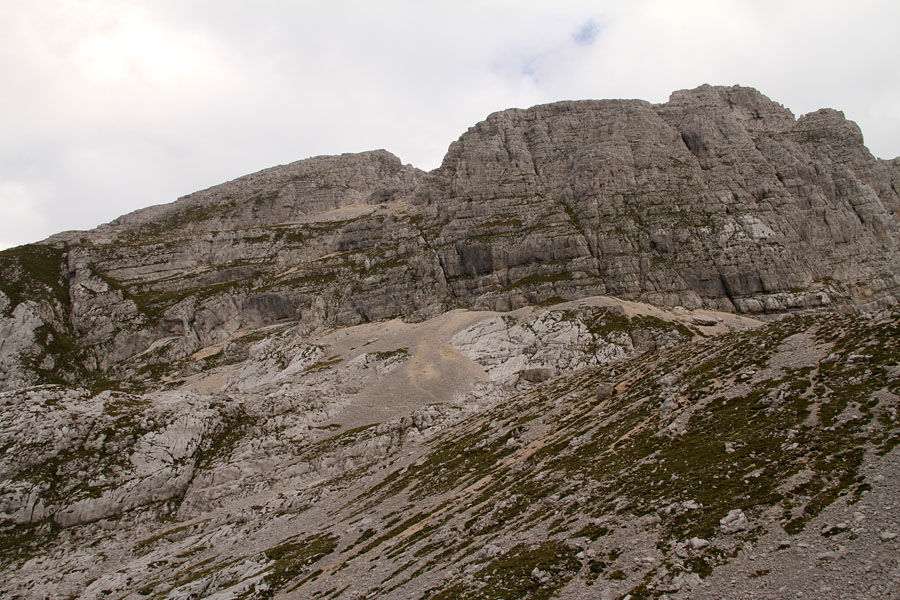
[1,0,898,250]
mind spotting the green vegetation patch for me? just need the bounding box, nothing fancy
[370,348,410,361]
[538,296,568,306]
[295,423,382,463]
[136,520,209,551]
[259,532,338,598]
[477,218,524,229]
[197,407,257,470]
[12,394,153,508]
[425,541,580,600]
[129,277,256,320]
[0,243,69,310]
[519,312,900,545]
[303,357,343,374]
[136,201,239,238]
[24,323,86,385]
[502,272,573,292]
[0,519,61,569]
[0,243,94,385]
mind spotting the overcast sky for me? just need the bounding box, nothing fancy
[1,0,899,250]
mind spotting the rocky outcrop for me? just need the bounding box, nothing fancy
[0,245,85,390]
[0,386,220,528]
[416,85,900,312]
[1,85,899,390]
[449,304,688,386]
[89,149,423,237]
[0,299,706,539]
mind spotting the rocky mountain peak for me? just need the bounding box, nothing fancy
[1,85,900,599]
[668,84,796,123]
[93,149,423,239]
[3,85,900,392]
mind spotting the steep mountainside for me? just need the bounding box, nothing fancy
[2,300,899,599]
[2,85,899,391]
[417,87,900,312]
[1,85,899,599]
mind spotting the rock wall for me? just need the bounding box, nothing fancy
[1,85,899,389]
[416,85,900,312]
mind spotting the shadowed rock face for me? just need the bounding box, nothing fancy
[1,85,899,389]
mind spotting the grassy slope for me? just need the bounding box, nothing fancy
[274,310,899,599]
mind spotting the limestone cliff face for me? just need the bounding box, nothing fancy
[418,85,900,312]
[1,85,899,390]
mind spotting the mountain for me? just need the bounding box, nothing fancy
[1,85,899,599]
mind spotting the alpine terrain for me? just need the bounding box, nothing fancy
[1,85,899,599]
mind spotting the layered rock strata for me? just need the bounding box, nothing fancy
[1,85,899,390]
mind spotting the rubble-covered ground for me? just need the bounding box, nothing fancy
[2,297,898,599]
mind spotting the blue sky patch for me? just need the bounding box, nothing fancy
[573,19,600,45]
